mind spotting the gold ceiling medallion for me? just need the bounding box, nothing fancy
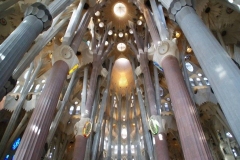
[82,121,93,138]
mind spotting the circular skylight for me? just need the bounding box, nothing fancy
[117,43,126,52]
[99,22,104,28]
[108,30,113,35]
[118,32,123,37]
[95,11,100,16]
[113,3,127,17]
[129,29,133,34]
[137,20,142,25]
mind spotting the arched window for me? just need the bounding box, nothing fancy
[196,78,203,86]
[204,77,210,85]
[185,62,194,72]
[189,78,195,86]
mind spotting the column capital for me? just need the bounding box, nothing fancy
[153,39,179,70]
[160,0,193,21]
[24,2,52,31]
[149,115,164,134]
[52,45,80,78]
[74,118,92,137]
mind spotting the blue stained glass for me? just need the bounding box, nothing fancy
[4,154,9,160]
[12,138,21,150]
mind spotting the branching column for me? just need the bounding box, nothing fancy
[128,21,169,160]
[126,95,132,160]
[131,59,154,159]
[117,95,122,160]
[73,22,113,160]
[106,96,115,160]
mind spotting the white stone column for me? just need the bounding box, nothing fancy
[161,0,240,145]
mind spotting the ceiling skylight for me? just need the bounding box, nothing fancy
[117,43,126,52]
[114,3,127,17]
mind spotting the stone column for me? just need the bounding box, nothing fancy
[117,95,122,160]
[133,104,141,160]
[53,133,61,160]
[126,95,132,160]
[84,77,101,160]
[0,61,41,157]
[131,60,154,160]
[162,55,213,160]
[154,66,161,114]
[46,70,77,146]
[81,66,89,114]
[14,60,69,159]
[161,0,240,145]
[99,118,107,159]
[0,0,75,99]
[92,60,113,160]
[129,21,169,160]
[12,18,68,80]
[0,9,47,99]
[73,23,113,160]
[106,96,115,160]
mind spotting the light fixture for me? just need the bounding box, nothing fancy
[95,11,100,16]
[108,30,113,35]
[187,47,192,53]
[175,31,181,38]
[137,20,142,25]
[99,22,104,28]
[117,43,126,51]
[105,41,108,46]
[129,29,133,34]
[118,32,123,37]
[113,3,127,17]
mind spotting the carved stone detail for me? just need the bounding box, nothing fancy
[153,39,179,68]
[74,118,91,137]
[160,0,193,21]
[24,2,52,31]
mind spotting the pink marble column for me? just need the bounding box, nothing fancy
[154,133,169,160]
[15,60,69,160]
[73,136,88,160]
[162,55,213,160]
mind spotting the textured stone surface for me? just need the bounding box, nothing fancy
[176,6,240,146]
[162,55,213,160]
[14,60,68,160]
[24,2,52,31]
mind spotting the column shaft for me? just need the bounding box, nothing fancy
[84,78,101,160]
[0,15,43,97]
[131,60,154,159]
[15,60,69,160]
[117,96,122,159]
[73,136,88,160]
[81,66,89,113]
[176,6,240,145]
[106,96,115,159]
[162,55,212,160]
[140,55,170,160]
[126,95,132,160]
